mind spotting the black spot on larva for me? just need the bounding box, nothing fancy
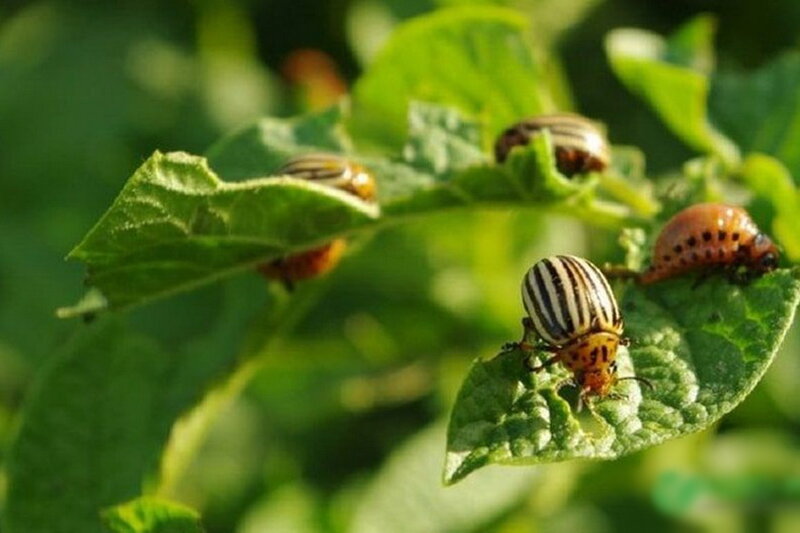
[705,249,713,259]
[718,249,726,258]
[687,236,697,247]
[732,232,740,241]
[572,353,579,361]
[680,258,688,265]
[663,254,671,262]
[601,345,608,361]
[579,342,589,349]
[674,245,683,253]
[691,252,699,261]
[702,231,712,241]
[718,230,727,241]
[590,348,598,364]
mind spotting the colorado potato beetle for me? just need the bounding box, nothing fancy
[277,152,376,202]
[514,255,646,401]
[639,203,779,285]
[494,113,610,177]
[258,153,376,288]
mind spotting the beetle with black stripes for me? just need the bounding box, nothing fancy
[509,255,649,402]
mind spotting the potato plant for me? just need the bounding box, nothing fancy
[2,2,800,532]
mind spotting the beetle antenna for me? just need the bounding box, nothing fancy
[617,375,654,391]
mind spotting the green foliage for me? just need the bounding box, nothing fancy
[711,52,800,180]
[445,270,800,483]
[65,99,640,313]
[103,498,203,533]
[739,154,800,260]
[6,278,280,533]
[605,15,739,166]
[349,5,554,149]
[63,150,378,313]
[5,321,174,533]
[206,105,351,182]
[351,422,542,533]
[4,3,800,533]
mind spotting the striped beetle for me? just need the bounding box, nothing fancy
[276,152,376,202]
[257,153,376,288]
[494,113,610,177]
[640,203,779,285]
[512,255,648,401]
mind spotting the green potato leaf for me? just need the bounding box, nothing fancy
[605,15,739,167]
[4,321,177,533]
[6,275,311,533]
[710,52,800,182]
[349,5,554,150]
[739,154,800,261]
[350,421,548,533]
[444,269,800,484]
[206,104,351,182]
[64,102,631,314]
[102,498,203,533]
[63,150,379,313]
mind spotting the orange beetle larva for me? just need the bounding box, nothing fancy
[257,153,376,288]
[494,113,611,177]
[640,203,779,285]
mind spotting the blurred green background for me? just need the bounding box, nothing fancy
[1,1,799,532]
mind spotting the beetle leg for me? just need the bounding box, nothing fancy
[575,390,586,413]
[618,375,654,391]
[501,341,533,352]
[526,352,561,372]
[605,391,628,401]
[691,267,716,289]
[729,265,757,286]
[521,316,536,338]
[502,317,538,352]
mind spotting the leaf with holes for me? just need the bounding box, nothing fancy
[444,269,800,484]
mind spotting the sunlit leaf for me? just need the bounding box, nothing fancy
[351,421,546,533]
[102,497,203,533]
[739,153,800,261]
[63,151,379,312]
[605,15,739,167]
[206,104,350,182]
[65,103,630,313]
[445,269,800,483]
[350,5,554,150]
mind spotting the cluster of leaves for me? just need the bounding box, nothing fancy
[4,3,800,533]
